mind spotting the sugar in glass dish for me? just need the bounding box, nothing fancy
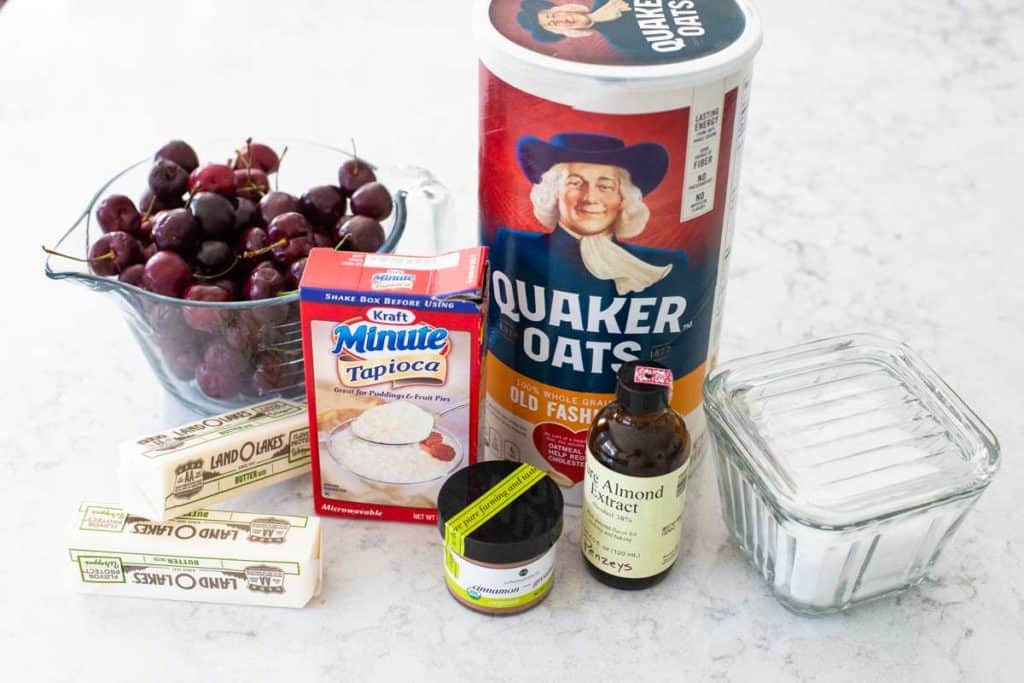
[704,334,1000,615]
[44,139,451,414]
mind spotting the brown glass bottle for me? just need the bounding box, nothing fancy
[581,361,691,590]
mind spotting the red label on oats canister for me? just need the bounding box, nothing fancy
[476,0,762,504]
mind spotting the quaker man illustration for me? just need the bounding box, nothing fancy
[499,131,678,296]
[517,0,640,49]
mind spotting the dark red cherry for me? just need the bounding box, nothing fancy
[266,212,313,265]
[222,309,280,355]
[139,188,184,217]
[95,195,141,235]
[259,191,300,224]
[148,159,189,199]
[288,257,307,288]
[142,250,192,297]
[195,339,251,399]
[234,168,270,201]
[300,185,346,229]
[251,351,302,394]
[334,215,385,253]
[190,192,235,239]
[350,182,393,220]
[182,284,232,332]
[89,231,142,276]
[194,240,235,275]
[155,140,200,173]
[338,158,376,195]
[244,262,288,300]
[239,227,271,263]
[311,230,333,248]
[118,263,145,286]
[188,163,236,196]
[153,208,199,254]
[161,341,201,381]
[210,278,237,298]
[234,197,264,231]
[235,141,280,173]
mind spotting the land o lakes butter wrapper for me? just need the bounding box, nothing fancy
[118,399,311,522]
[68,503,322,608]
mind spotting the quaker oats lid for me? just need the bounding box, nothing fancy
[477,0,763,109]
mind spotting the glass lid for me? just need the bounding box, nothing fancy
[704,334,1000,529]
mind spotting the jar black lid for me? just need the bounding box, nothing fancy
[437,461,564,565]
[616,360,673,414]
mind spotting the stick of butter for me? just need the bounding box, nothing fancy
[69,502,322,608]
[119,399,311,521]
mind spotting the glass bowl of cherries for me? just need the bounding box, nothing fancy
[44,138,451,414]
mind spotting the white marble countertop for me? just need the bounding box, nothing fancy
[5,1,1023,680]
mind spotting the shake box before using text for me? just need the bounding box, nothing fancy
[299,247,489,523]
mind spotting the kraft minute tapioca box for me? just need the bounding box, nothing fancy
[299,247,489,524]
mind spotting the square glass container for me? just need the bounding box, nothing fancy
[704,334,1000,615]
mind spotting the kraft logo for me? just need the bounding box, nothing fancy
[366,307,416,325]
[371,269,415,291]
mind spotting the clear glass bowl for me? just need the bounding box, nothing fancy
[704,334,1000,615]
[44,139,451,414]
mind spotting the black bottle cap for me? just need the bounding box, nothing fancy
[616,361,673,414]
[437,461,563,565]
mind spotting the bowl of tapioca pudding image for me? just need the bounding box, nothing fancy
[323,401,466,507]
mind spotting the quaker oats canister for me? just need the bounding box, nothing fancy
[477,0,763,505]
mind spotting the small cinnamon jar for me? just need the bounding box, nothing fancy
[437,461,563,615]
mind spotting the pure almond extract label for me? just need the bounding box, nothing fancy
[581,450,688,579]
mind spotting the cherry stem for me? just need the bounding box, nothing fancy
[240,181,267,198]
[234,154,267,198]
[243,238,287,259]
[266,343,303,356]
[193,255,240,280]
[274,145,288,191]
[333,234,350,251]
[233,137,254,172]
[41,245,114,263]
[351,138,359,174]
[276,289,298,298]
[141,195,157,222]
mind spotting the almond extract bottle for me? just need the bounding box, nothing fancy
[581,361,692,590]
